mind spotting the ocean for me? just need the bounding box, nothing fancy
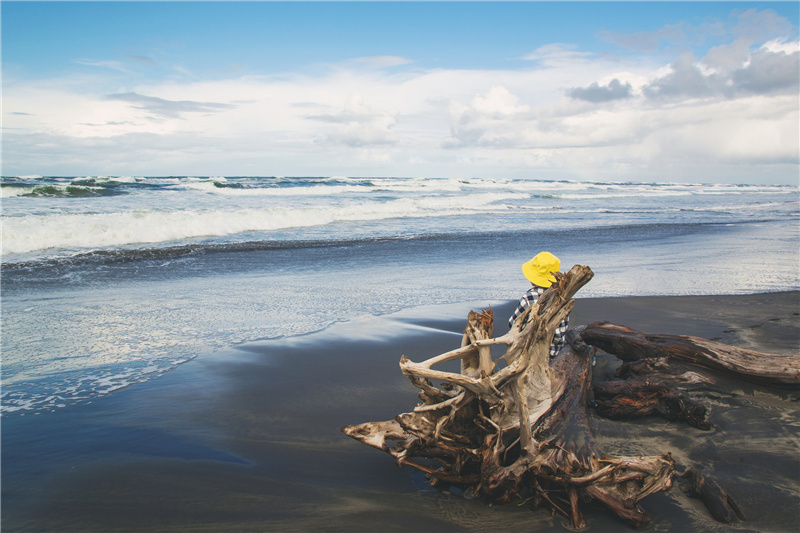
[2,175,798,415]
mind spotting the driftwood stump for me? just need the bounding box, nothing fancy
[343,265,674,528]
[342,265,796,527]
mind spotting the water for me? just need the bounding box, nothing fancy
[2,176,798,414]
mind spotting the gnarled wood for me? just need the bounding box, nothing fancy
[343,265,677,528]
[340,268,789,527]
[581,321,800,387]
[592,376,711,430]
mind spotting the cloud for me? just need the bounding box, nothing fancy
[446,86,531,148]
[733,44,800,94]
[599,22,701,53]
[309,92,398,147]
[324,115,397,147]
[644,51,715,99]
[568,79,633,103]
[350,55,412,68]
[701,38,753,75]
[105,92,237,119]
[125,54,158,66]
[75,59,133,73]
[731,8,794,42]
[644,42,799,99]
[522,43,591,67]
[630,94,799,166]
[78,121,135,127]
[600,7,794,59]
[1,130,235,175]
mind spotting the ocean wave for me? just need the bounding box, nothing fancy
[557,190,694,200]
[178,177,475,195]
[19,184,124,198]
[0,193,520,256]
[70,176,145,185]
[4,218,781,273]
[1,234,440,270]
[2,184,126,198]
[0,187,32,198]
[1,176,154,198]
[2,175,793,199]
[2,176,795,258]
[180,180,369,196]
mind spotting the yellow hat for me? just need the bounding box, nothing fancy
[522,252,561,287]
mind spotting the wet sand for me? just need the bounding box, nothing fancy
[2,292,799,532]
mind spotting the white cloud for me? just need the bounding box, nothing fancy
[471,86,530,116]
[3,10,798,184]
[701,39,753,75]
[634,95,798,163]
[761,38,800,55]
[522,43,592,67]
[74,58,133,73]
[446,86,533,148]
[349,55,412,68]
[733,45,800,94]
[731,8,794,42]
[105,92,237,119]
[640,34,799,101]
[314,92,399,147]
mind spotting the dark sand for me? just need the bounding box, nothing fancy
[3,292,799,532]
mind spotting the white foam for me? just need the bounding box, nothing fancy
[0,192,523,255]
[180,181,365,196]
[558,190,693,200]
[2,177,795,259]
[0,187,32,198]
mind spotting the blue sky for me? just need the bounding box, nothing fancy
[3,2,799,183]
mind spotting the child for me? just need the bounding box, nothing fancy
[508,251,569,358]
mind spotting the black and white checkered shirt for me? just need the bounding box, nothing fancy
[508,285,569,358]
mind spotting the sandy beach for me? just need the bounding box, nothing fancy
[2,291,798,532]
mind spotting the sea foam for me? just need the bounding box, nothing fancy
[1,192,522,256]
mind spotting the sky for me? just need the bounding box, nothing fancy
[2,1,799,184]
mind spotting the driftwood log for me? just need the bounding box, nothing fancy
[581,321,800,387]
[581,322,800,431]
[342,265,797,528]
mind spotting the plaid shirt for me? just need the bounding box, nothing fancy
[508,285,569,358]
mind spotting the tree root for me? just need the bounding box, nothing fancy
[341,267,790,527]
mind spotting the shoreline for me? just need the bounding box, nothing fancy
[3,291,799,532]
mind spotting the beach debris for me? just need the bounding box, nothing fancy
[580,322,800,387]
[680,467,747,523]
[591,374,712,430]
[579,321,799,431]
[343,265,677,529]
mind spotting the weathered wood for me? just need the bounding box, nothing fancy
[592,376,711,429]
[681,467,747,523]
[341,267,787,527]
[343,265,678,528]
[614,357,717,387]
[460,309,494,378]
[581,321,800,387]
[581,320,798,433]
